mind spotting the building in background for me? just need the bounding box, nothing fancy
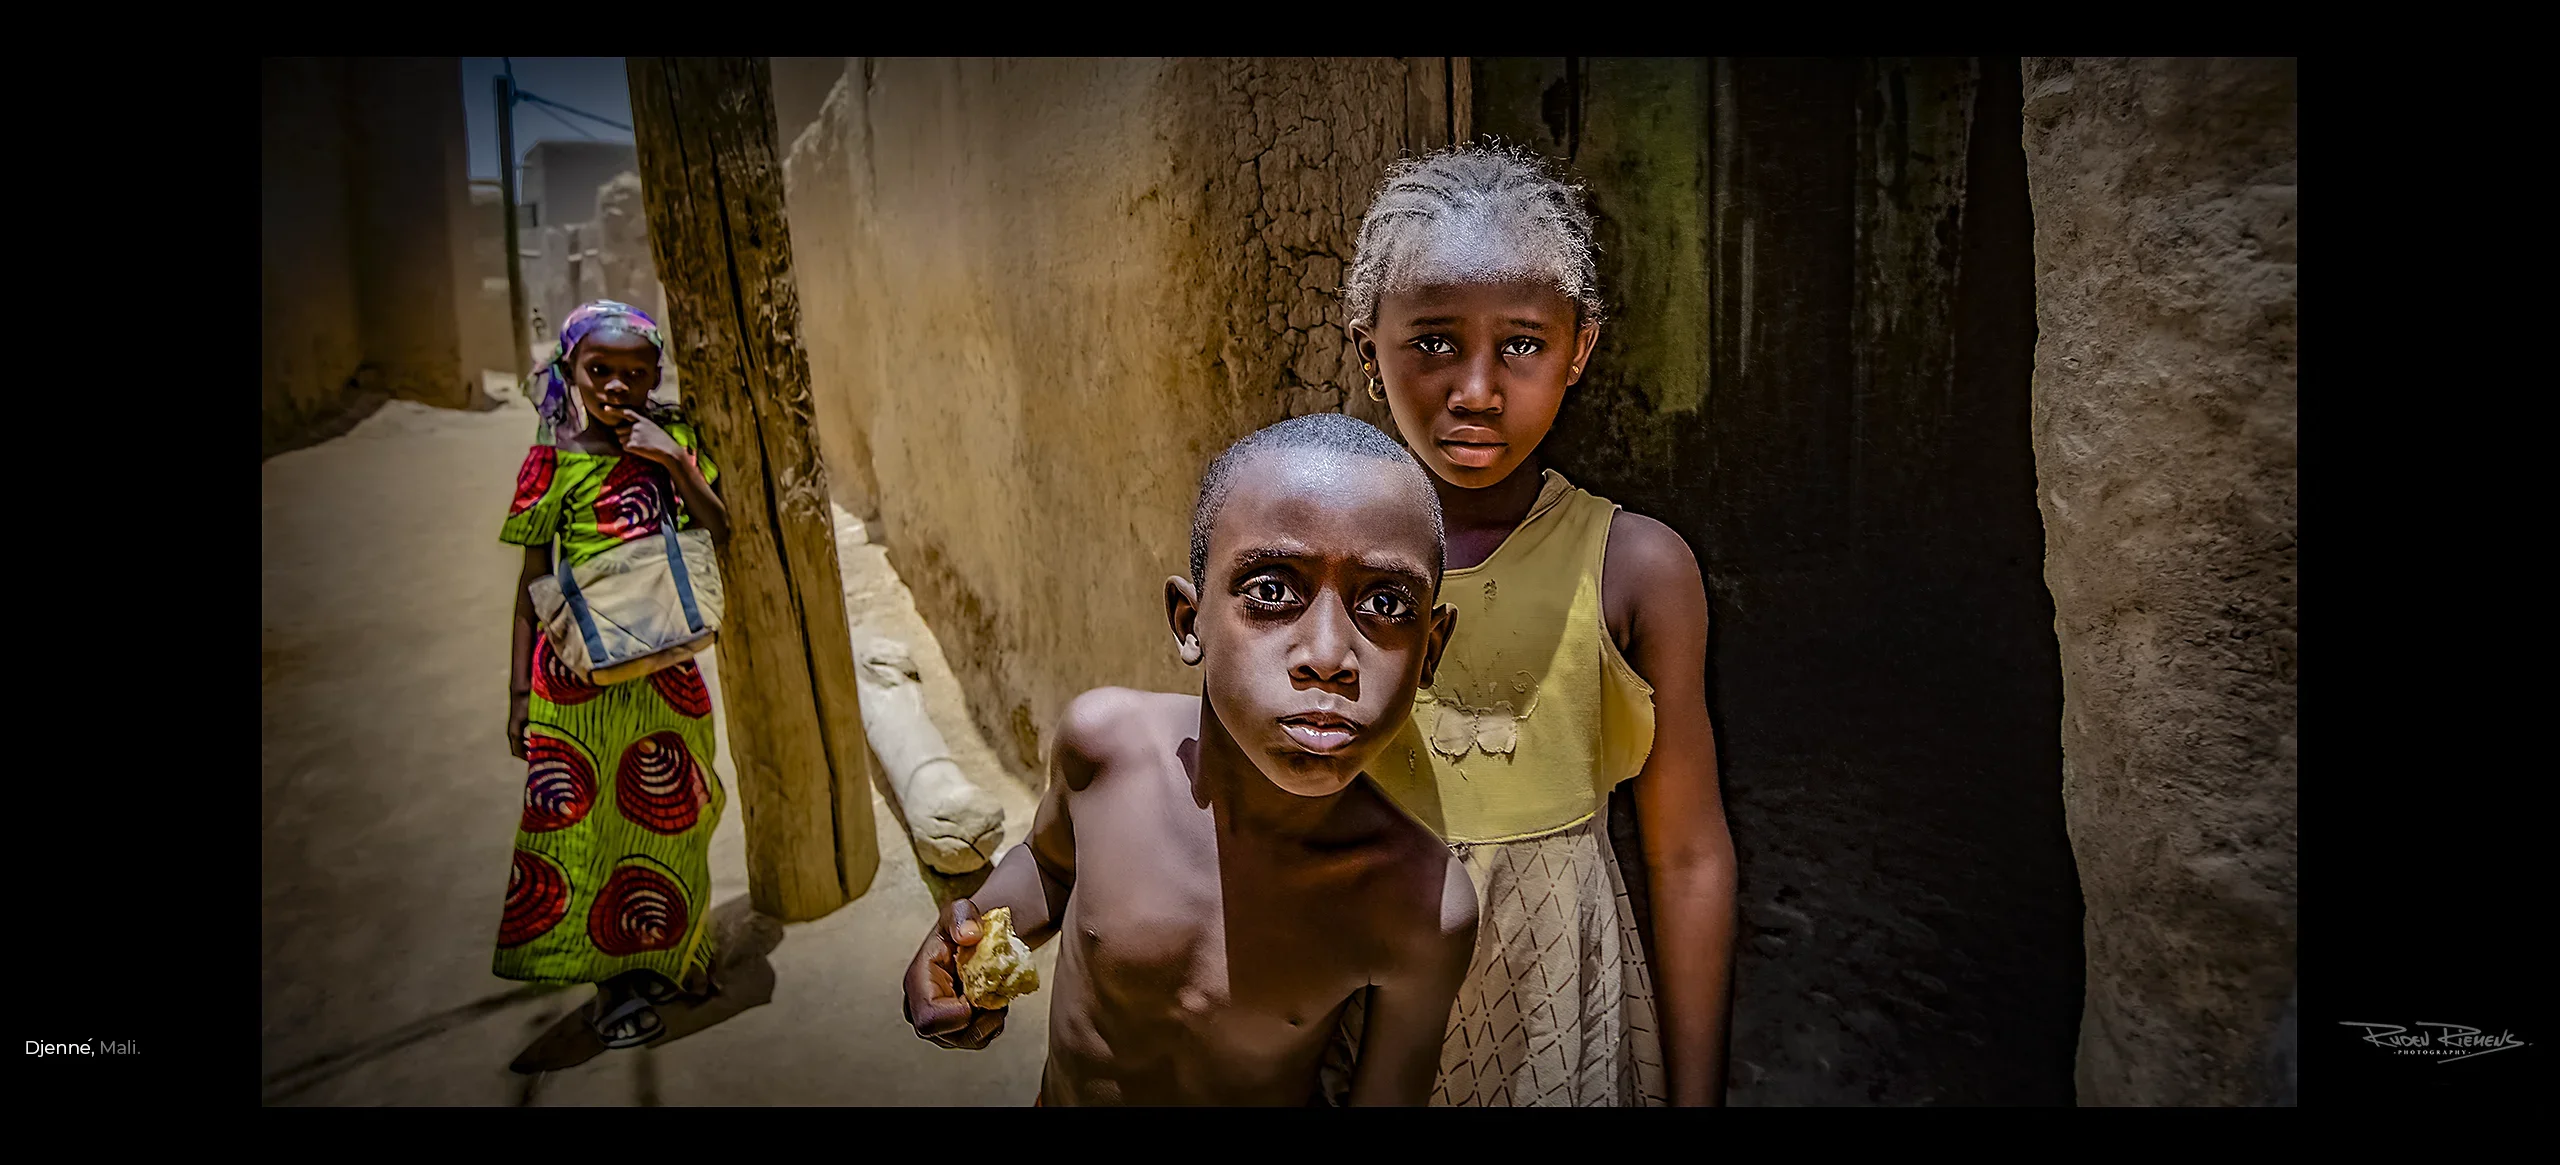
[520,140,640,230]
[518,153,666,376]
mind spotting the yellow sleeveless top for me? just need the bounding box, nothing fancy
[1368,471,1657,844]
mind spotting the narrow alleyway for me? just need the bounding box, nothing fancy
[260,390,1053,1106]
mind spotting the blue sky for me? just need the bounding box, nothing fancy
[461,57,635,184]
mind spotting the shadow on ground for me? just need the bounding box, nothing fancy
[506,896,789,1077]
[262,981,574,1104]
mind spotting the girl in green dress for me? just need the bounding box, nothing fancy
[494,301,730,1049]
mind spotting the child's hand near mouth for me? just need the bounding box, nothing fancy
[596,401,692,470]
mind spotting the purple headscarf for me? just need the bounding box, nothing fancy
[533,300,669,442]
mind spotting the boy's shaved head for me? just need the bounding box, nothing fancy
[1175,412,1460,801]
[1190,413,1445,595]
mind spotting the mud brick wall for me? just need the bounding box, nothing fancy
[2021,56,2297,1107]
[781,57,1455,779]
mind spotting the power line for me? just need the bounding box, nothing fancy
[494,58,634,138]
[490,59,632,189]
[514,89,634,135]
[527,99,599,141]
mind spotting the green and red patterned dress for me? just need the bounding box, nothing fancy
[491,416,726,991]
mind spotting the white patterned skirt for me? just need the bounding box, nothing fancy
[1321,815,1667,1106]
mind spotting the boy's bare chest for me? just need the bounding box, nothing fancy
[1066,803,1385,1031]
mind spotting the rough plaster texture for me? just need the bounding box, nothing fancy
[769,58,846,165]
[2019,57,2297,1107]
[346,58,475,412]
[263,57,371,457]
[263,56,482,456]
[783,58,1444,780]
[1476,57,2078,1105]
[459,185,519,378]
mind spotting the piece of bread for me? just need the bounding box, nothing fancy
[960,906,1040,1009]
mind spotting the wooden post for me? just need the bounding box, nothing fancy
[1404,57,1451,154]
[626,56,880,921]
[494,75,531,380]
[1452,57,1475,145]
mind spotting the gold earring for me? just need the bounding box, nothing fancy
[1364,362,1385,402]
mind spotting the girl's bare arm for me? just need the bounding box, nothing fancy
[1609,512,1741,1107]
[507,545,549,759]
[657,447,728,544]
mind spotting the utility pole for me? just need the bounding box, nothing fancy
[494,73,531,380]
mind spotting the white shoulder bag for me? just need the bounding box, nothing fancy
[528,478,724,687]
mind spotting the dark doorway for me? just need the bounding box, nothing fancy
[1474,57,2081,1105]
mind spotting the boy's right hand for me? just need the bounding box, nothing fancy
[903,897,1008,1050]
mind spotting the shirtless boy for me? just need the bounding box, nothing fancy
[900,413,1479,1106]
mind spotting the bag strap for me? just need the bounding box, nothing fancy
[552,464,705,648]
[552,524,612,667]
[662,506,705,633]
[646,460,706,633]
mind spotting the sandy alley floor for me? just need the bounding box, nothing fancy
[261,395,1052,1106]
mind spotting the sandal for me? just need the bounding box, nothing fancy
[640,968,723,1007]
[632,976,681,1006]
[589,992,665,1049]
[633,973,718,1007]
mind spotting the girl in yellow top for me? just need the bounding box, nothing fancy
[1339,144,1739,1106]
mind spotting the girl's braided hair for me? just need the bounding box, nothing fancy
[1342,141,1604,332]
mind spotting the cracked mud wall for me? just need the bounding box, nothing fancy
[775,57,2277,1108]
[783,58,1452,780]
[2020,57,2297,1107]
